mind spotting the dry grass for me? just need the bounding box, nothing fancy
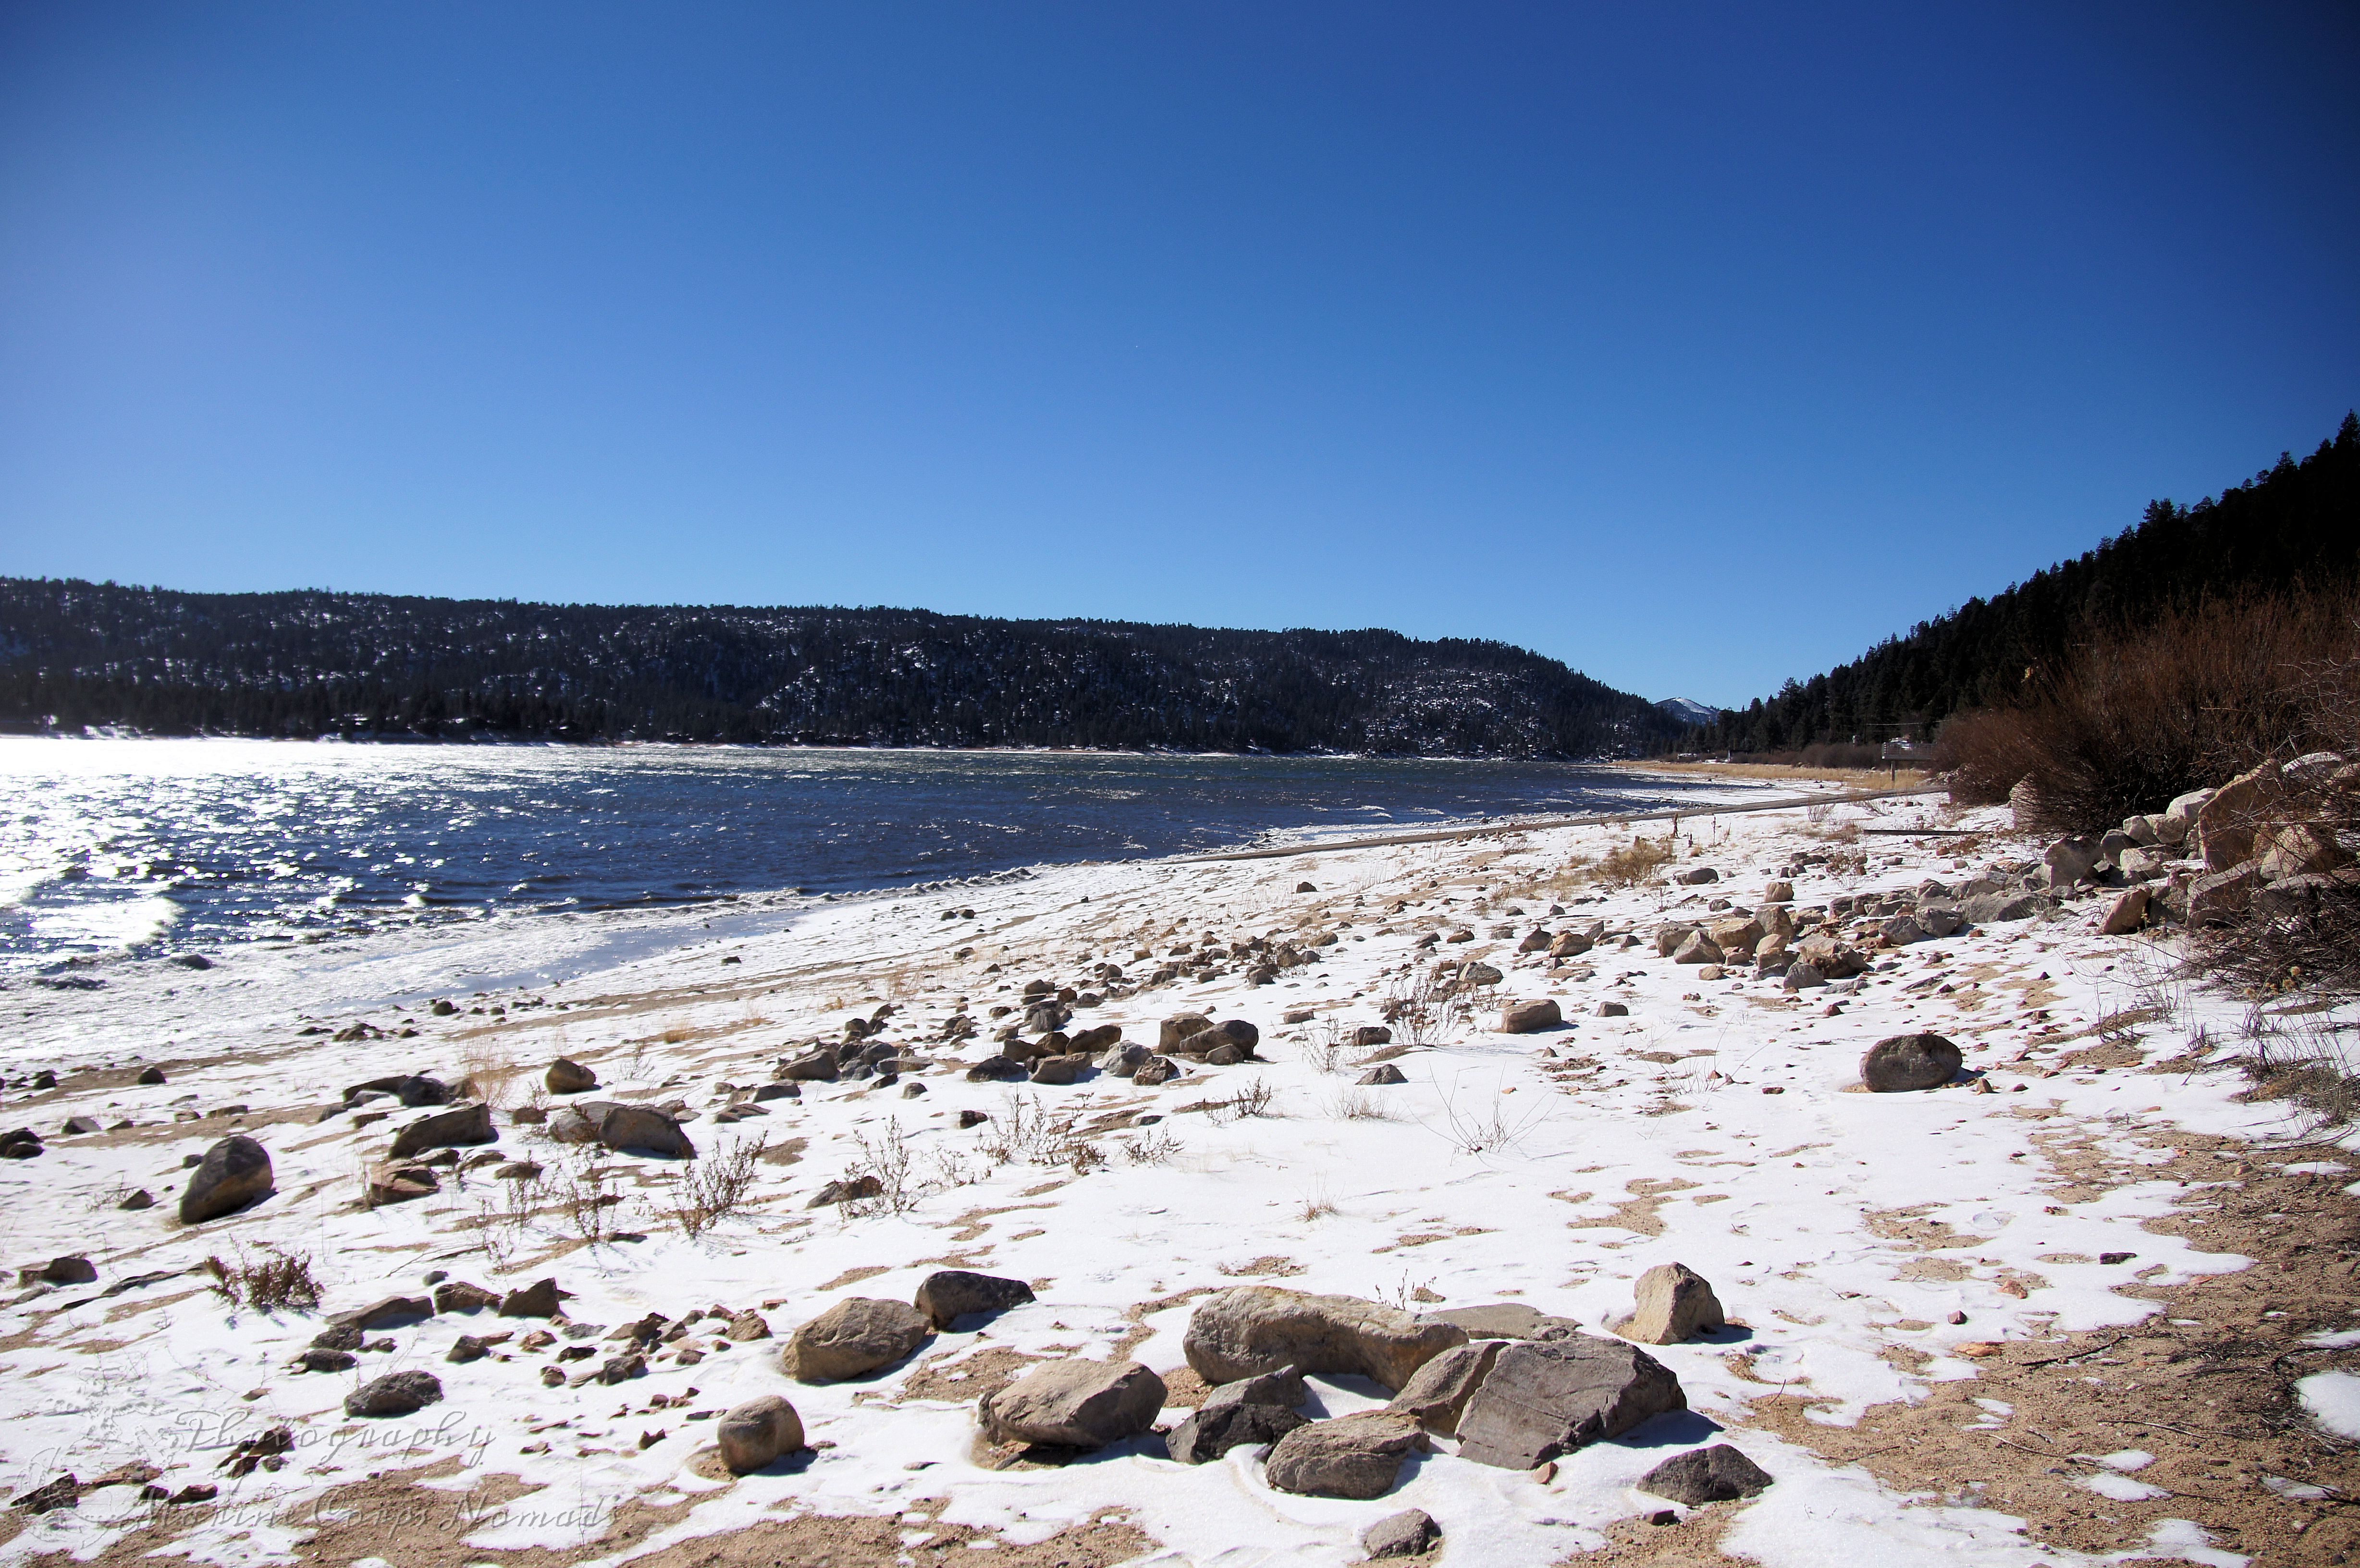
[454,1040,523,1108]
[1594,833,1677,888]
[203,1247,321,1312]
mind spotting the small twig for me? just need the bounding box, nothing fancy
[2020,1333,2128,1370]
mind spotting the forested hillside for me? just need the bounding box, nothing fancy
[1675,414,2360,754]
[0,586,1677,758]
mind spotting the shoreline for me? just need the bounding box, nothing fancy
[0,787,2350,1567]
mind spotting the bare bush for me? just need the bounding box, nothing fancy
[841,1119,921,1216]
[665,1135,767,1238]
[555,1157,625,1245]
[1381,967,1471,1047]
[203,1247,321,1312]
[2234,1014,2360,1128]
[1595,834,1675,888]
[1123,1127,1183,1164]
[1208,1078,1276,1123]
[1424,1078,1544,1157]
[1326,1087,1399,1122]
[979,1093,1096,1169]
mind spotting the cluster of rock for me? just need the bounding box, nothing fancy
[2029,753,2357,931]
[958,1012,1264,1089]
[1139,932,1334,990]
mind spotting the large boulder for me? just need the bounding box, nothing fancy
[1159,1014,1215,1051]
[2258,822,2351,882]
[1452,1336,1686,1470]
[716,1395,803,1472]
[1428,1302,1580,1342]
[1385,1339,1503,1436]
[598,1104,694,1158]
[545,1058,598,1094]
[1548,931,1594,959]
[912,1270,1034,1329]
[1637,1444,1775,1505]
[499,1277,562,1318]
[2041,836,2101,888]
[1790,934,1868,979]
[1174,1019,1260,1057]
[1263,1411,1426,1499]
[2100,886,2151,935]
[2189,863,2260,924]
[179,1135,273,1224]
[1183,1286,1466,1392]
[784,1298,932,1382]
[2156,788,2212,846]
[978,1359,1165,1449]
[1203,1365,1308,1409]
[1671,931,1722,966]
[1860,1033,1962,1092]
[545,1106,603,1143]
[1167,1401,1307,1463]
[2196,763,2284,870]
[329,1294,434,1331]
[1622,1262,1724,1344]
[1707,917,1764,957]
[344,1371,442,1418]
[1960,889,2049,924]
[1498,999,1562,1034]
[387,1101,495,1159]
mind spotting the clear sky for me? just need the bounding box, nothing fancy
[2,3,2354,708]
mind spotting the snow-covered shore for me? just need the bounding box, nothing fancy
[1,789,2351,1567]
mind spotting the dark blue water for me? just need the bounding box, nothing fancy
[0,740,1739,969]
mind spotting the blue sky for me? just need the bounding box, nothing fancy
[2,2,2353,708]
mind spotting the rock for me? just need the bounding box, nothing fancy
[0,1128,45,1160]
[1264,1411,1426,1499]
[1385,1339,1503,1435]
[1637,1443,1775,1505]
[785,1298,932,1382]
[807,1175,883,1207]
[966,1055,1028,1082]
[1860,1032,1962,1092]
[1595,1000,1630,1017]
[716,1394,804,1472]
[1028,1054,1084,1086]
[546,1058,598,1094]
[2157,788,2212,845]
[597,1351,647,1384]
[1362,1509,1442,1560]
[914,1270,1035,1329]
[1672,867,1719,885]
[1622,1262,1724,1344]
[1781,962,1826,992]
[1204,1364,1309,1409]
[1159,1014,1215,1050]
[1763,880,1795,903]
[344,1370,443,1418]
[311,1323,364,1350]
[2196,762,2284,870]
[344,1074,454,1108]
[1357,1063,1408,1085]
[1517,929,1553,954]
[598,1104,694,1158]
[979,1358,1166,1448]
[1960,889,2049,923]
[2259,822,2352,882]
[1296,881,1317,893]
[10,1474,82,1514]
[1671,931,1722,966]
[1917,905,1964,938]
[545,1106,602,1143]
[117,1188,154,1211]
[1183,1286,1466,1392]
[1132,1055,1180,1086]
[2117,846,2170,882]
[1428,1302,1580,1341]
[366,1161,440,1205]
[1548,931,1593,959]
[179,1135,273,1224]
[2041,835,2101,887]
[508,1105,548,1126]
[2122,814,2158,846]
[298,1347,357,1372]
[1653,923,1697,957]
[330,1294,434,1331]
[1453,1336,1686,1470]
[433,1280,501,1313]
[499,1278,562,1318]
[387,1101,495,1159]
[1706,917,1763,958]
[2100,886,2151,935]
[1499,999,1561,1034]
[1165,1400,1307,1463]
[36,1255,96,1286]
[1177,1018,1261,1057]
[1070,1023,1123,1053]
[1353,1025,1394,1047]
[136,1066,168,1085]
[779,1049,841,1082]
[446,1334,495,1364]
[2188,862,2261,923]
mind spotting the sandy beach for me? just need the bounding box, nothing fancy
[2,787,2352,1568]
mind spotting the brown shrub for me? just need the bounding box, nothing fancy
[1935,587,2360,833]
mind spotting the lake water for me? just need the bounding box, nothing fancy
[0,739,1746,972]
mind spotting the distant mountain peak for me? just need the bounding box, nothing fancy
[1655,697,1720,725]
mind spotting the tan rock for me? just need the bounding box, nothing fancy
[1621,1262,1724,1344]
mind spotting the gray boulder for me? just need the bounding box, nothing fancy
[1357,1063,1408,1086]
[1960,889,2048,924]
[785,1297,931,1382]
[913,1269,1034,1329]
[387,1101,495,1159]
[1385,1339,1503,1436]
[2042,835,2101,887]
[716,1395,803,1472]
[1428,1302,1579,1342]
[966,1055,1028,1082]
[179,1135,273,1224]
[1637,1443,1774,1505]
[1673,866,1719,885]
[1159,1013,1215,1050]
[1132,1055,1181,1086]
[344,1370,442,1417]
[1860,1033,1962,1092]
[599,1104,695,1158]
[1453,1336,1686,1470]
[1362,1510,1442,1559]
[1263,1411,1426,1499]
[1204,1364,1308,1409]
[1183,1286,1466,1392]
[1622,1262,1724,1344]
[1165,1399,1306,1463]
[979,1358,1165,1449]
[329,1293,434,1331]
[498,1278,561,1318]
